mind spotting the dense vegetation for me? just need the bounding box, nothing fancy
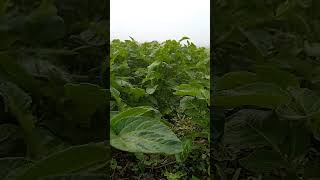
[0,0,109,179]
[110,38,210,179]
[5,0,320,179]
[213,0,320,179]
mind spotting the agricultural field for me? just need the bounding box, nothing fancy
[110,38,210,179]
[213,0,320,179]
[4,0,320,180]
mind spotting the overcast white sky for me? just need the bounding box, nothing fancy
[110,0,210,46]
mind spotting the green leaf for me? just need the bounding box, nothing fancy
[276,0,295,17]
[29,0,57,18]
[0,157,32,179]
[146,85,158,94]
[175,138,192,162]
[179,36,190,42]
[239,28,273,57]
[239,149,287,173]
[0,53,40,96]
[0,124,22,156]
[124,87,146,100]
[110,86,126,111]
[24,0,65,43]
[304,42,320,57]
[190,175,200,180]
[0,82,43,157]
[5,143,109,180]
[223,109,287,150]
[111,116,182,154]
[253,65,300,88]
[214,83,290,109]
[64,83,108,124]
[174,83,209,102]
[0,124,19,143]
[111,106,158,126]
[276,88,320,140]
[216,71,258,90]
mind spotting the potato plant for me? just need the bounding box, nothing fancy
[110,38,210,179]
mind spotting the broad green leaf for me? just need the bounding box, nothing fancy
[0,53,40,96]
[180,96,200,111]
[35,128,69,156]
[223,109,287,150]
[276,88,320,140]
[24,0,65,43]
[239,149,287,173]
[29,0,57,18]
[296,0,313,8]
[216,71,258,90]
[175,138,192,162]
[5,143,109,180]
[0,82,43,157]
[146,85,158,94]
[111,106,158,126]
[0,124,19,143]
[146,60,161,71]
[110,86,126,111]
[304,42,320,57]
[110,86,120,98]
[0,158,32,179]
[276,0,295,17]
[111,116,182,154]
[214,83,290,109]
[174,83,209,101]
[253,65,300,88]
[0,124,22,156]
[124,87,146,100]
[110,111,118,120]
[64,83,108,124]
[190,176,200,180]
[239,28,273,57]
